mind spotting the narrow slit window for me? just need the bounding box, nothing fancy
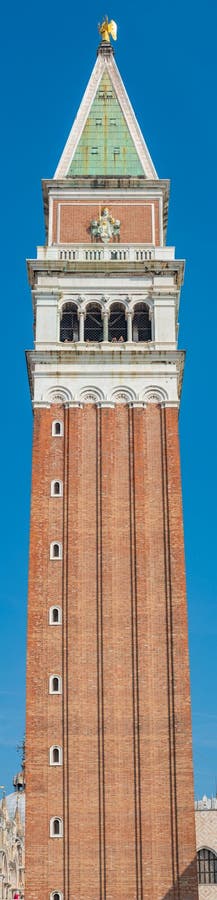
[49,746,62,766]
[50,542,62,560]
[50,817,63,838]
[52,421,63,437]
[51,481,63,498]
[49,675,62,694]
[53,747,60,764]
[49,607,62,625]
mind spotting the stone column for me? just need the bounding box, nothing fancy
[126,310,133,342]
[103,310,109,342]
[149,306,154,342]
[79,311,85,342]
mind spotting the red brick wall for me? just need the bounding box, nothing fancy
[25,403,198,900]
[51,199,160,245]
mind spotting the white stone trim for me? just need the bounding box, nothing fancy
[49,675,62,695]
[56,200,156,245]
[151,203,155,244]
[142,386,168,403]
[47,387,72,405]
[49,188,164,202]
[131,401,147,408]
[79,386,104,403]
[110,386,136,403]
[48,196,53,247]
[50,817,63,838]
[49,746,62,766]
[59,296,81,311]
[54,54,157,180]
[49,606,62,625]
[50,893,63,900]
[50,542,62,560]
[51,480,63,498]
[97,400,115,408]
[162,400,179,408]
[68,401,83,408]
[159,194,163,246]
[52,420,64,437]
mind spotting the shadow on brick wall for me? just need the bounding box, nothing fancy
[162,856,199,899]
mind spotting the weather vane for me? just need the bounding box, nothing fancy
[98,16,117,43]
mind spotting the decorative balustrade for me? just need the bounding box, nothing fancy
[59,247,153,262]
[37,245,175,262]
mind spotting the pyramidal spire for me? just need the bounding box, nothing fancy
[54,22,157,179]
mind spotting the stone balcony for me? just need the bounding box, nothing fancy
[37,244,175,263]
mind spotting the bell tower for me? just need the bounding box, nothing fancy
[25,25,198,900]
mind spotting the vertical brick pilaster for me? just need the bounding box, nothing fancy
[25,403,198,900]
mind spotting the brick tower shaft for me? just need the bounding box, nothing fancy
[25,30,198,900]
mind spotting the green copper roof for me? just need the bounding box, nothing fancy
[67,73,144,177]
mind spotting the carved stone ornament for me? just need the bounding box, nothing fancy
[46,387,73,404]
[113,392,130,403]
[90,207,120,243]
[144,388,167,404]
[50,393,66,403]
[111,387,136,404]
[79,387,104,403]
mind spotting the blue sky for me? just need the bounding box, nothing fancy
[0,0,216,797]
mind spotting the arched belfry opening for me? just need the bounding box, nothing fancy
[108,303,127,342]
[84,304,103,342]
[132,303,151,342]
[60,303,79,342]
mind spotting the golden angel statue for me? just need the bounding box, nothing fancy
[98,17,117,43]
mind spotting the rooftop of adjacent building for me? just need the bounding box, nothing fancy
[195,795,217,811]
[0,767,26,829]
[2,790,25,828]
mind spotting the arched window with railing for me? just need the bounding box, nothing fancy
[60,303,79,343]
[132,303,151,342]
[84,304,103,342]
[108,303,127,342]
[197,848,217,883]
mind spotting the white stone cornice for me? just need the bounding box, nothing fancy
[26,345,184,412]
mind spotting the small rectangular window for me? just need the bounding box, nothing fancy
[110,118,116,125]
[91,147,98,155]
[95,119,102,125]
[114,148,120,155]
